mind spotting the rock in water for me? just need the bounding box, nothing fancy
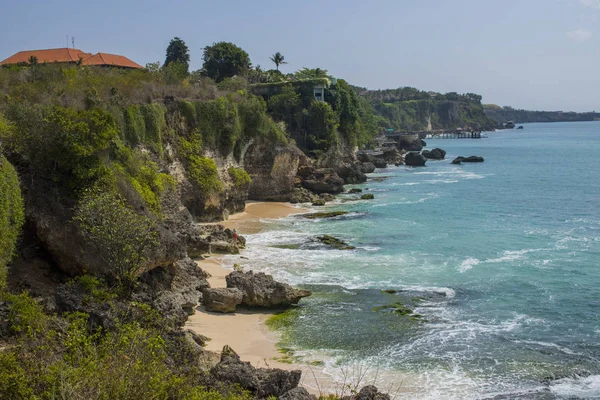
[463,155,484,162]
[202,288,243,313]
[316,235,356,250]
[452,155,484,164]
[361,193,374,200]
[225,271,311,307]
[373,158,387,169]
[211,346,302,398]
[348,188,363,194]
[359,162,376,173]
[404,152,427,167]
[422,148,446,160]
[302,211,348,219]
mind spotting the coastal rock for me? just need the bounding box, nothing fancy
[336,163,368,184]
[316,235,355,250]
[404,152,427,167]
[279,387,315,400]
[202,288,243,313]
[359,162,376,174]
[320,193,336,202]
[302,211,348,219]
[361,194,374,200]
[340,385,391,400]
[225,271,312,308]
[301,168,345,194]
[211,346,302,398]
[422,148,446,160]
[134,257,210,326]
[312,198,326,206]
[452,156,484,164]
[383,148,404,165]
[373,158,387,169]
[348,188,363,194]
[245,139,307,201]
[289,187,319,204]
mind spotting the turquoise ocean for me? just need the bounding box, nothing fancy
[224,121,600,399]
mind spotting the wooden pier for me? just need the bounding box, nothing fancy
[428,131,483,139]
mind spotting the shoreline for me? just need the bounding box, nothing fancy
[185,202,334,393]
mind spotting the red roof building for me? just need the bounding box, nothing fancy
[0,48,143,69]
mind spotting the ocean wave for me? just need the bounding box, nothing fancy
[549,374,600,398]
[372,193,440,207]
[458,257,480,272]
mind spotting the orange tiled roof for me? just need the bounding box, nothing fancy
[81,52,142,69]
[0,48,92,65]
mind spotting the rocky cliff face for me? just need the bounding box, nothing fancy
[244,138,307,201]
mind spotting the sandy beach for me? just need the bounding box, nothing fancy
[185,202,336,393]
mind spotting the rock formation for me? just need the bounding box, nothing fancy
[202,288,243,313]
[404,152,427,167]
[225,270,311,308]
[452,155,485,164]
[422,148,446,160]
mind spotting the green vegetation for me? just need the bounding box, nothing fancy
[202,42,251,82]
[360,87,495,131]
[302,211,349,219]
[0,291,253,400]
[73,190,159,286]
[165,37,191,73]
[269,52,287,71]
[188,156,223,196]
[228,167,251,188]
[484,104,600,124]
[0,154,24,288]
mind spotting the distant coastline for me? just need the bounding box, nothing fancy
[484,104,600,124]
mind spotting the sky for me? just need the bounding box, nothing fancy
[1,0,598,111]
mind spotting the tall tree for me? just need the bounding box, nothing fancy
[202,42,251,82]
[269,52,287,71]
[164,37,190,73]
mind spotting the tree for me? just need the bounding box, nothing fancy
[73,190,159,286]
[294,67,329,80]
[164,37,190,73]
[269,52,287,71]
[202,42,251,82]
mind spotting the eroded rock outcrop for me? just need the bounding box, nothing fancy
[404,152,427,167]
[452,155,485,164]
[202,288,243,313]
[422,148,446,160]
[298,166,345,194]
[245,139,307,201]
[211,346,302,398]
[225,271,311,308]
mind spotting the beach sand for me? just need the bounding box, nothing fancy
[218,201,307,234]
[185,202,334,393]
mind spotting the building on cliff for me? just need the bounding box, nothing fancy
[0,48,143,69]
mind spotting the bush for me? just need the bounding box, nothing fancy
[187,156,223,196]
[73,189,159,285]
[228,167,251,188]
[0,154,24,288]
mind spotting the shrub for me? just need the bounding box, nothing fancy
[73,189,159,285]
[0,155,24,288]
[187,156,223,196]
[228,167,252,188]
[123,104,145,145]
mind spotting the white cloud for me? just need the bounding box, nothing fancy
[581,0,600,8]
[567,28,593,40]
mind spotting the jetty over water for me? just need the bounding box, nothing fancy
[428,130,483,139]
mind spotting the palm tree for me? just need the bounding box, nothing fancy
[270,52,287,71]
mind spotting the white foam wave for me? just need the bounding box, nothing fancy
[550,374,600,398]
[458,257,480,272]
[372,193,440,207]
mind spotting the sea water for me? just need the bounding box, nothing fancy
[224,121,600,399]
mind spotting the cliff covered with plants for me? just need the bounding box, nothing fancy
[359,87,496,131]
[484,104,600,124]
